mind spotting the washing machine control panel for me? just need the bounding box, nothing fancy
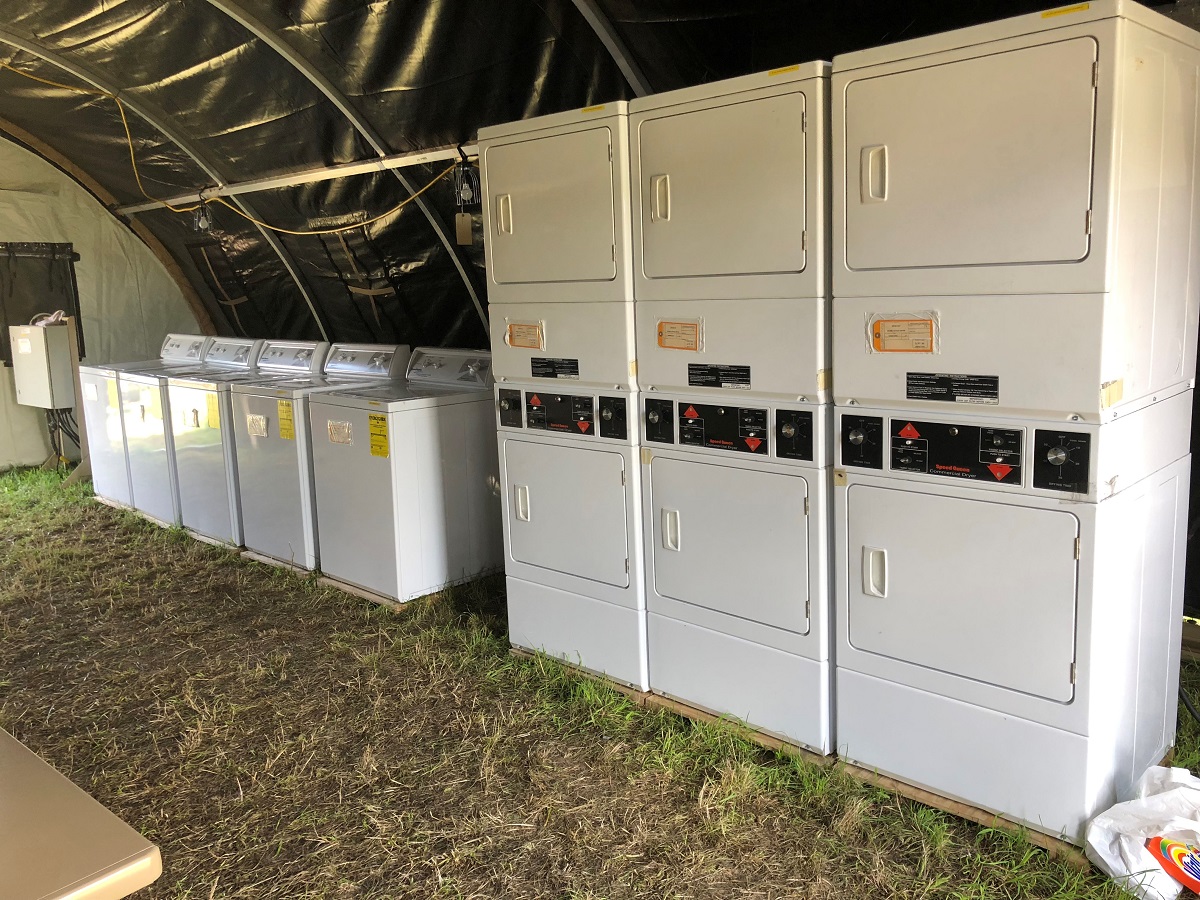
[160,335,208,362]
[841,415,885,469]
[888,419,1022,485]
[1033,430,1091,493]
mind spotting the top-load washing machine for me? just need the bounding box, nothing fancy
[308,348,500,603]
[163,338,276,544]
[831,0,1200,421]
[78,334,211,509]
[231,342,408,570]
[629,64,834,751]
[481,103,648,689]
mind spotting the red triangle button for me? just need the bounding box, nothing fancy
[987,463,1012,481]
[745,436,763,452]
[899,423,920,439]
[578,421,591,433]
[529,394,541,407]
[683,405,700,419]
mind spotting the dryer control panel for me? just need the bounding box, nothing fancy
[888,418,1022,485]
[643,398,814,460]
[520,391,628,440]
[1033,429,1091,493]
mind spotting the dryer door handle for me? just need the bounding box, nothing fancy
[650,174,671,222]
[862,546,888,598]
[514,484,531,522]
[496,194,514,235]
[860,145,888,203]
[662,508,681,552]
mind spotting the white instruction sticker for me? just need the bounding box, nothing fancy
[328,420,353,445]
[84,382,98,402]
[16,338,31,355]
[246,414,268,437]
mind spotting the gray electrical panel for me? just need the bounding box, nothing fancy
[10,324,76,409]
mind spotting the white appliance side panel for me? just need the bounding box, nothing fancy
[1096,389,1192,500]
[649,457,810,634]
[170,385,236,543]
[483,127,618,287]
[842,37,1097,273]
[836,669,1095,844]
[845,485,1079,702]
[637,91,807,281]
[310,402,399,598]
[507,576,648,690]
[490,301,636,389]
[503,439,630,589]
[79,370,130,506]
[464,400,504,575]
[121,377,178,525]
[1110,28,1200,406]
[233,392,313,568]
[832,294,1105,419]
[635,297,827,399]
[648,613,831,753]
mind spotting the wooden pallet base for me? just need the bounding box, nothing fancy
[186,530,240,550]
[92,496,129,512]
[508,647,1090,869]
[240,549,312,576]
[1182,619,1200,662]
[317,576,403,610]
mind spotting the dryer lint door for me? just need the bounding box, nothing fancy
[845,485,1078,703]
[650,457,810,635]
[504,439,631,589]
[484,126,619,288]
[842,37,1097,274]
[636,88,807,291]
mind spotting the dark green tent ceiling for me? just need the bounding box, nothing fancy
[0,0,1196,348]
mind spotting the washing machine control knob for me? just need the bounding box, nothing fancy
[601,407,614,421]
[1046,446,1069,466]
[647,409,661,424]
[781,422,796,439]
[848,428,866,446]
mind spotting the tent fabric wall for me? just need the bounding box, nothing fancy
[0,137,199,469]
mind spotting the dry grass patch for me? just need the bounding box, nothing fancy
[0,468,1151,898]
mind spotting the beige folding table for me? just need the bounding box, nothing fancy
[0,728,161,900]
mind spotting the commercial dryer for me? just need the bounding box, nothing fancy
[162,338,271,544]
[78,334,210,510]
[231,342,408,570]
[309,349,500,602]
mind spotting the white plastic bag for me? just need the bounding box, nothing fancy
[1085,766,1200,900]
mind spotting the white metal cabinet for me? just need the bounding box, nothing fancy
[846,485,1079,702]
[78,370,130,506]
[504,439,630,588]
[649,457,810,634]
[843,38,1096,273]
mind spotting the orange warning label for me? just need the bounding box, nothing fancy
[507,322,544,350]
[987,463,1013,480]
[578,421,590,433]
[899,423,920,439]
[745,437,762,452]
[657,321,701,351]
[683,405,700,419]
[529,394,542,407]
[872,318,935,353]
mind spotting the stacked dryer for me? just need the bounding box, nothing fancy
[630,65,834,752]
[831,0,1200,842]
[479,104,648,689]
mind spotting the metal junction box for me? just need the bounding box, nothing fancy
[10,324,75,409]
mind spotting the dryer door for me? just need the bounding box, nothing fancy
[650,456,809,634]
[484,127,618,286]
[846,485,1078,702]
[504,439,630,588]
[843,37,1097,272]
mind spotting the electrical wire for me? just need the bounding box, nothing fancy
[1181,684,1200,726]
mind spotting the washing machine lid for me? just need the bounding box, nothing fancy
[167,370,295,392]
[81,359,198,377]
[230,373,400,398]
[119,364,212,385]
[311,381,489,412]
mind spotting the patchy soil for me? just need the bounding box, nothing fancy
[0,470,1145,898]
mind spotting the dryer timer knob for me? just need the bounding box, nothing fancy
[647,409,661,424]
[781,422,796,439]
[1046,446,1069,466]
[848,428,866,446]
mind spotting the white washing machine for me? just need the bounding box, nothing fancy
[231,342,408,570]
[78,334,210,509]
[833,393,1192,843]
[831,1,1200,419]
[309,348,501,602]
[164,338,271,544]
[630,62,831,404]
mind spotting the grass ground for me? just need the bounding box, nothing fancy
[0,467,1186,899]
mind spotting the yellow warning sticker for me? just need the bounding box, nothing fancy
[206,393,220,430]
[657,320,701,351]
[769,64,801,77]
[872,319,935,353]
[507,322,544,350]
[581,104,606,113]
[278,399,295,440]
[369,413,389,459]
[1042,3,1089,17]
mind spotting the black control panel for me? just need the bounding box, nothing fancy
[1033,429,1091,493]
[841,415,884,469]
[497,389,523,428]
[644,398,675,444]
[677,402,769,455]
[890,419,1022,484]
[598,396,627,440]
[526,391,595,435]
[775,409,814,461]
